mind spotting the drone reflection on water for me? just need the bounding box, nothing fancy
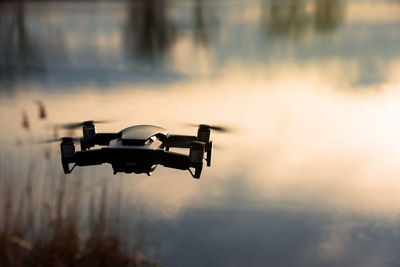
[2,0,400,266]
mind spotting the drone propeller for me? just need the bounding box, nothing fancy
[55,120,112,130]
[183,123,233,133]
[32,137,81,144]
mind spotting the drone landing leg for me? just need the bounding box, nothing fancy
[62,161,77,174]
[188,166,202,179]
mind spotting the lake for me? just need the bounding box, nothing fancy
[1,0,400,266]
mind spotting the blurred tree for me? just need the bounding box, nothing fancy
[314,0,344,33]
[261,0,344,41]
[263,0,308,40]
[0,2,44,90]
[123,0,176,66]
[192,0,218,47]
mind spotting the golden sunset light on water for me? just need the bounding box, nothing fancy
[2,1,400,266]
[2,61,400,222]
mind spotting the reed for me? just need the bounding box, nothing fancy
[0,159,161,267]
[0,101,161,266]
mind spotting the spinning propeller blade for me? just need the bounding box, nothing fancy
[55,120,112,130]
[33,137,81,144]
[183,123,234,133]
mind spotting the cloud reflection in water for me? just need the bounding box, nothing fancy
[1,0,400,266]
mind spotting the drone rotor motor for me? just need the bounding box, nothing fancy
[82,121,96,140]
[81,121,96,150]
[197,125,210,143]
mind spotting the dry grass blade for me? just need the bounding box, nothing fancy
[21,111,29,130]
[35,100,47,120]
[0,162,161,267]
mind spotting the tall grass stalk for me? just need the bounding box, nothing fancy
[0,155,160,267]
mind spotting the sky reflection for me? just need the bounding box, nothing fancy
[1,0,400,266]
[3,63,400,220]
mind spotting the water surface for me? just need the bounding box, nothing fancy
[1,1,400,266]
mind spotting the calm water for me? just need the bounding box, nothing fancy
[2,0,400,266]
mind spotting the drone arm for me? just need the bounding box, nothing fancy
[80,133,120,150]
[74,149,109,167]
[94,133,120,145]
[66,148,204,178]
[164,135,197,149]
[61,149,108,174]
[157,151,191,170]
[157,150,203,178]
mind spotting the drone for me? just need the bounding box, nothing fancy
[47,121,229,179]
